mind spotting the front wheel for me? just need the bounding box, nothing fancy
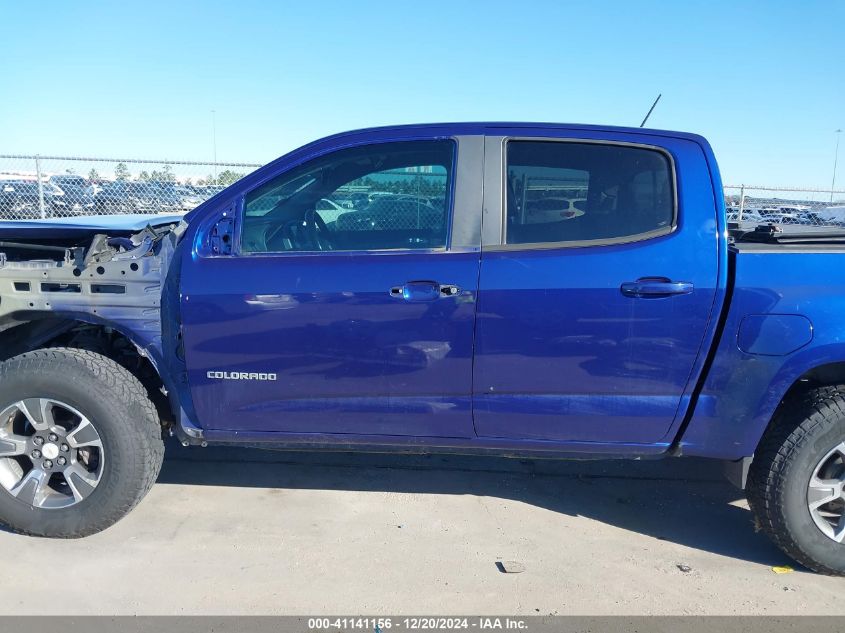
[747,386,845,575]
[0,348,164,537]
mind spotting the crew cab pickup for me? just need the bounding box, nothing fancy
[1,123,844,575]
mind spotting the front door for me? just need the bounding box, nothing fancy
[181,138,482,438]
[473,133,720,445]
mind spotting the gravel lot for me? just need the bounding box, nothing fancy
[0,443,843,615]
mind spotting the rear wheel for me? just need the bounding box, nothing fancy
[0,348,164,537]
[747,386,845,575]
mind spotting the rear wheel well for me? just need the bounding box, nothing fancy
[0,318,172,428]
[758,362,845,450]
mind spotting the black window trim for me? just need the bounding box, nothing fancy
[489,136,679,251]
[235,138,460,257]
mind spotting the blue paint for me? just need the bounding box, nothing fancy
[680,250,845,459]
[180,249,480,437]
[42,121,835,462]
[737,314,813,356]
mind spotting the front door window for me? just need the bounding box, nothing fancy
[241,140,454,253]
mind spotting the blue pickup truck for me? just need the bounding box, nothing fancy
[0,123,843,574]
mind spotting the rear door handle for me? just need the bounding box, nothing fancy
[620,277,693,298]
[390,281,461,302]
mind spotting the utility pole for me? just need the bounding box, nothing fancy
[832,129,842,203]
[212,109,218,185]
[35,155,46,219]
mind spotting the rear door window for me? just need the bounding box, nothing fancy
[505,141,675,246]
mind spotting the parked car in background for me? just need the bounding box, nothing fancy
[522,197,587,223]
[147,182,184,211]
[147,182,201,211]
[0,180,81,219]
[778,205,813,215]
[93,181,149,214]
[93,181,181,214]
[314,198,351,224]
[197,185,227,198]
[726,209,765,224]
[47,175,95,215]
[335,196,442,239]
[174,186,202,210]
[729,204,843,228]
[0,181,43,219]
[818,205,845,226]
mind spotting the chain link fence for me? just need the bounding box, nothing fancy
[0,155,261,220]
[724,185,845,227]
[2,154,845,228]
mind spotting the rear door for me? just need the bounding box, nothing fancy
[473,131,719,445]
[180,136,484,438]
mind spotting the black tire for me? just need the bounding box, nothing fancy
[747,386,845,575]
[0,348,164,537]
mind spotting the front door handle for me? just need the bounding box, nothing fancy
[620,277,693,298]
[390,281,461,302]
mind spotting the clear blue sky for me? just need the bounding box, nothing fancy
[1,0,842,187]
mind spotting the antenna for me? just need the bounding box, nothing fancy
[639,94,662,128]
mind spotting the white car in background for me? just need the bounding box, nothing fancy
[817,205,845,225]
[726,209,765,224]
[315,198,351,224]
[523,197,587,224]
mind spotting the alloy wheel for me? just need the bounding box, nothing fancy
[0,399,104,509]
[807,441,845,542]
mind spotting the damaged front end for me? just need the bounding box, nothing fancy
[0,221,185,364]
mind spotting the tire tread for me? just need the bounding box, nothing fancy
[747,385,845,576]
[0,347,164,538]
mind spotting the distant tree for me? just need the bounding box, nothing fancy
[216,170,244,186]
[138,171,150,181]
[114,163,131,181]
[65,168,76,175]
[149,164,176,183]
[88,168,100,181]
[162,163,176,183]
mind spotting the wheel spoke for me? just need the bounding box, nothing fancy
[832,513,845,543]
[63,464,99,502]
[16,399,51,431]
[65,418,102,449]
[808,477,843,510]
[0,434,28,457]
[829,441,845,461]
[0,404,19,425]
[9,468,49,506]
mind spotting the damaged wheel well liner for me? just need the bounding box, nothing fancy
[0,317,174,429]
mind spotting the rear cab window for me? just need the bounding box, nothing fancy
[505,140,675,247]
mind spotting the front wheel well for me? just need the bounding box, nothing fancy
[0,318,172,428]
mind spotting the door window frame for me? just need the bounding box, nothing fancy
[482,136,679,251]
[232,137,483,257]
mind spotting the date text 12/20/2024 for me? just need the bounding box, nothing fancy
[307,617,528,630]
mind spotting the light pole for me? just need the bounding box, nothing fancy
[832,129,842,204]
[211,109,218,185]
